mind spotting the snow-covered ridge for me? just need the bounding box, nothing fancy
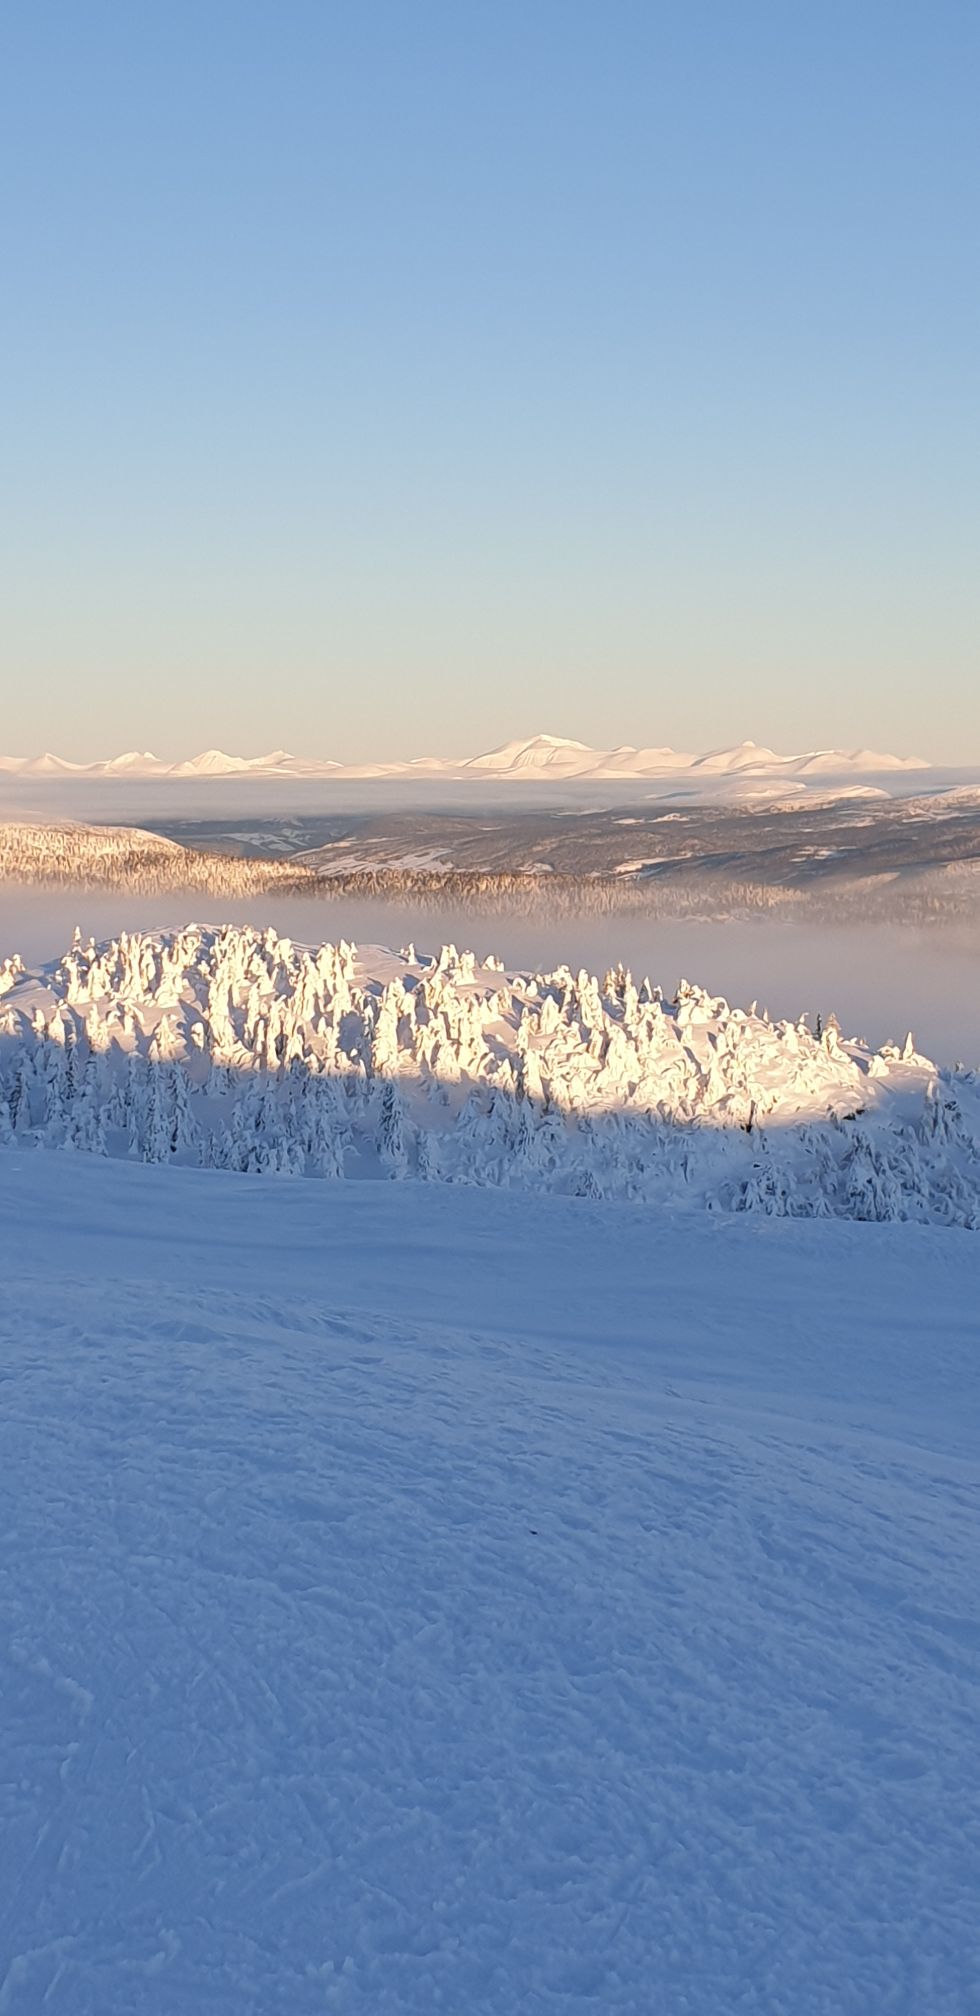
[0,732,931,785]
[0,819,311,896]
[1,926,976,1224]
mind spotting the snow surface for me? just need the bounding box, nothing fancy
[0,1154,978,2013]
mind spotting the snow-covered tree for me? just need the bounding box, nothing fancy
[378,1082,408,1178]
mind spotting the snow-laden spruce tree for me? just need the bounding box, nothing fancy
[415,1127,441,1183]
[378,1081,409,1178]
[142,1069,178,1164]
[67,1079,108,1156]
[842,1133,904,1223]
[300,1074,347,1178]
[8,1051,37,1135]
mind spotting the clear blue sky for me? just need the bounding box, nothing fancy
[1,2,977,762]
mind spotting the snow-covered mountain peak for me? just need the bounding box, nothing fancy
[0,735,936,790]
[22,752,89,775]
[174,749,253,775]
[103,750,164,772]
[692,742,784,772]
[465,734,597,773]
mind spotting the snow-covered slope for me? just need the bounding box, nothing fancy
[168,748,319,777]
[0,1153,977,2012]
[101,750,169,774]
[0,821,312,897]
[0,733,932,787]
[2,751,91,776]
[0,818,186,862]
[2,925,977,1223]
[688,739,929,777]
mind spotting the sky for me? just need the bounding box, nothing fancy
[1,1,977,764]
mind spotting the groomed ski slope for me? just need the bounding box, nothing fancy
[0,1153,978,2013]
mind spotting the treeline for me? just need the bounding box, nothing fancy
[1,922,978,1227]
[2,821,978,927]
[311,866,980,928]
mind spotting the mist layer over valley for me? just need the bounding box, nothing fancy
[3,790,979,1063]
[1,885,976,1068]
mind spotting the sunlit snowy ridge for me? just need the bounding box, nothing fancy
[0,731,932,783]
[2,924,977,1224]
[9,808,980,936]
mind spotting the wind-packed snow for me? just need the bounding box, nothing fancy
[2,924,979,1223]
[0,1155,977,2013]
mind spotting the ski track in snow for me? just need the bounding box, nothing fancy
[0,1156,978,2012]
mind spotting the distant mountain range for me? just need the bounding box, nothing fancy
[0,732,931,785]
